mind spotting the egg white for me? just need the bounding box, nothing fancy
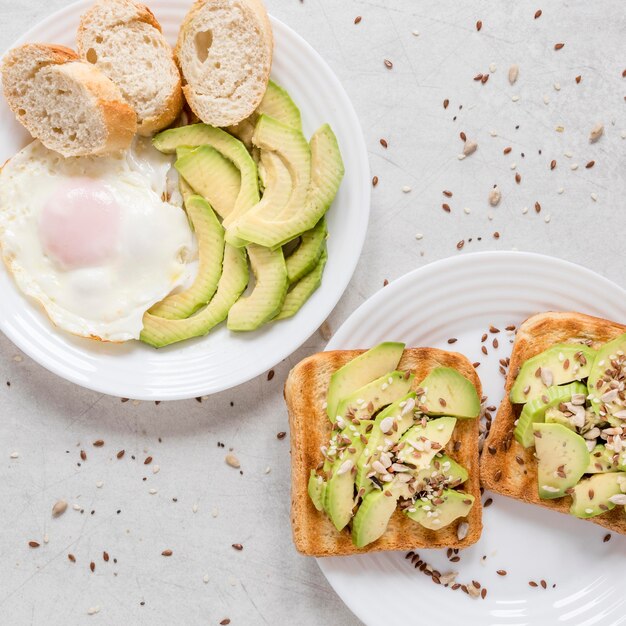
[0,139,196,342]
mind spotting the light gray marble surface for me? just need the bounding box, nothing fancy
[0,1,624,624]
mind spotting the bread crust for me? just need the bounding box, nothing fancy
[176,0,273,128]
[285,348,483,557]
[2,43,136,157]
[480,311,626,534]
[76,0,183,135]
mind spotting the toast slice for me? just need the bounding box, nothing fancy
[77,0,183,136]
[1,43,136,157]
[175,0,273,128]
[481,311,626,534]
[285,348,483,557]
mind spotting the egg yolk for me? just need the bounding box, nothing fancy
[39,178,121,270]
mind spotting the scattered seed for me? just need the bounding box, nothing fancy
[493,231,500,239]
[90,561,95,572]
[103,551,109,562]
[447,338,458,344]
[550,160,556,170]
[503,146,512,155]
[534,9,542,18]
[463,140,478,156]
[529,580,538,587]
[144,456,152,465]
[372,176,379,187]
[384,59,393,69]
[443,99,449,109]
[220,620,231,625]
[554,43,565,50]
[443,190,453,198]
[442,203,451,213]
[225,454,240,469]
[585,160,595,169]
[232,543,243,551]
[534,201,541,213]
[488,187,501,206]
[515,173,521,184]
[474,73,483,82]
[476,20,482,31]
[92,440,104,447]
[456,240,465,250]
[52,499,68,517]
[354,16,362,24]
[415,233,423,240]
[460,131,467,141]
[575,75,582,83]
[68,553,76,562]
[570,163,578,170]
[604,534,612,543]
[80,450,87,461]
[277,432,286,440]
[380,138,388,148]
[484,497,493,507]
[497,569,507,576]
[511,95,520,102]
[28,541,40,548]
[541,580,547,589]
[481,74,489,84]
[402,186,412,193]
[554,82,561,91]
[116,450,125,459]
[161,549,173,557]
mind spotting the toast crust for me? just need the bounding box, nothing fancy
[285,348,483,557]
[480,311,626,534]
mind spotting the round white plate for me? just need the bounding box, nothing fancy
[0,1,369,400]
[320,251,626,626]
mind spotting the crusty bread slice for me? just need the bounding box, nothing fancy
[481,311,626,534]
[77,0,183,136]
[285,348,483,557]
[1,43,136,157]
[175,0,273,128]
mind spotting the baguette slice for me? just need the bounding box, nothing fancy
[77,0,183,136]
[176,0,273,128]
[285,347,483,557]
[481,311,626,534]
[1,43,136,157]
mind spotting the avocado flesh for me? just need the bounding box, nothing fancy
[534,423,590,499]
[308,470,325,512]
[396,417,457,471]
[140,244,248,348]
[417,367,480,419]
[570,472,626,518]
[227,244,288,331]
[514,382,587,448]
[326,342,405,420]
[226,115,312,245]
[351,480,409,548]
[229,123,344,249]
[405,490,474,531]
[585,445,626,473]
[228,80,302,148]
[274,248,327,321]
[175,145,241,219]
[355,393,418,499]
[544,407,576,431]
[412,453,468,489]
[510,344,596,403]
[285,217,327,284]
[148,196,225,320]
[587,332,626,420]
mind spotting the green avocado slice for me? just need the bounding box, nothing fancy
[148,195,224,320]
[412,453,469,489]
[416,367,480,419]
[514,381,587,448]
[585,445,626,473]
[395,417,457,471]
[587,332,626,421]
[326,343,405,420]
[570,472,626,518]
[284,217,327,284]
[274,248,327,321]
[510,343,596,404]
[308,470,325,512]
[227,245,288,331]
[404,490,474,530]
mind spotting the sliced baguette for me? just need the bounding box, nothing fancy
[77,0,183,136]
[1,43,136,157]
[176,0,273,128]
[285,348,483,557]
[480,311,626,534]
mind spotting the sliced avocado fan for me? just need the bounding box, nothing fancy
[285,217,327,284]
[148,195,225,320]
[140,244,249,348]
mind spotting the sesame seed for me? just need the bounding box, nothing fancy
[415,233,423,240]
[402,186,412,193]
[590,193,598,202]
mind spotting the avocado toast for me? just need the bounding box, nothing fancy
[285,344,483,556]
[481,311,626,534]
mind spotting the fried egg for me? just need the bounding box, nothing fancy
[0,138,195,342]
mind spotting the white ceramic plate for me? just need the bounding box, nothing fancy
[319,251,626,626]
[0,1,369,400]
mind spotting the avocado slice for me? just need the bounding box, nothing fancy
[533,423,590,499]
[510,343,596,403]
[326,342,405,421]
[405,490,474,531]
[227,244,288,332]
[175,145,241,219]
[585,445,626,473]
[228,123,344,249]
[416,368,480,419]
[570,472,626,518]
[226,115,312,246]
[396,417,457,470]
[140,244,248,348]
[355,393,418,499]
[544,406,576,431]
[351,479,409,548]
[587,332,626,421]
[228,80,302,148]
[412,453,469,489]
[285,217,327,284]
[148,195,225,320]
[308,470,325,512]
[514,381,587,448]
[274,248,327,321]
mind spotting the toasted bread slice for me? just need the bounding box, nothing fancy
[77,0,183,136]
[481,311,626,534]
[285,348,483,557]
[175,0,273,128]
[1,43,136,157]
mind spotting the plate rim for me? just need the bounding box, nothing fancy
[317,250,626,625]
[0,1,371,400]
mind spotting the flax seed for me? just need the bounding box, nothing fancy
[534,9,542,18]
[476,20,482,31]
[384,59,393,69]
[554,43,565,50]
